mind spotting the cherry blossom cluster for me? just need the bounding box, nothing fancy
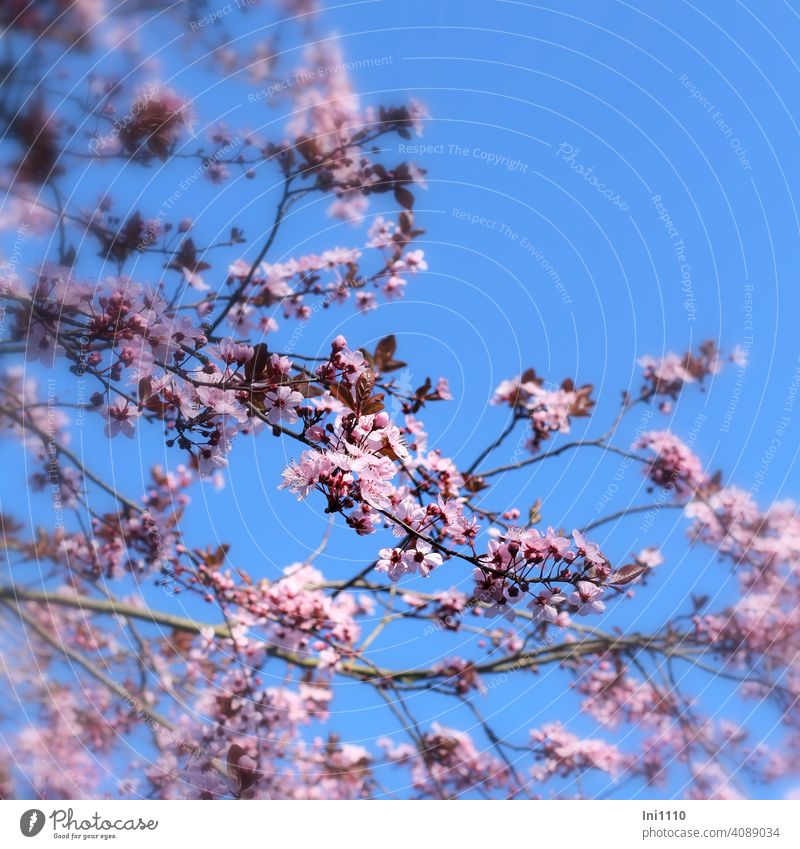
[637,339,722,401]
[62,464,191,580]
[634,429,706,495]
[0,0,189,48]
[222,214,425,332]
[380,725,508,797]
[280,39,428,223]
[530,722,632,783]
[492,369,594,453]
[0,254,430,476]
[574,659,676,732]
[0,366,82,508]
[188,559,366,669]
[474,527,612,622]
[116,85,195,162]
[146,672,373,799]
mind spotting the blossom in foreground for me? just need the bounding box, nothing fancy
[569,581,606,616]
[101,398,140,438]
[529,588,567,622]
[404,541,443,577]
[376,547,408,582]
[264,386,304,426]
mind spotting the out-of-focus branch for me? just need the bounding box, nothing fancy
[0,403,143,514]
[0,596,176,732]
[0,584,704,684]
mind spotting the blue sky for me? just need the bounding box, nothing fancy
[3,0,800,799]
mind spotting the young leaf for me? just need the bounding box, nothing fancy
[328,382,356,411]
[245,342,270,383]
[609,563,647,586]
[355,368,376,406]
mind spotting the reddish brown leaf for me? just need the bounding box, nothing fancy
[361,394,385,415]
[226,743,258,795]
[375,334,397,365]
[415,377,432,398]
[463,475,489,493]
[355,368,376,406]
[372,335,407,373]
[394,186,414,210]
[138,377,152,403]
[293,382,324,399]
[609,563,647,586]
[148,137,169,162]
[328,383,356,411]
[245,343,270,383]
[357,348,376,369]
[227,744,246,778]
[296,136,318,164]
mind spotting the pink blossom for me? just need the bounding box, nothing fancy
[530,722,629,781]
[730,345,749,368]
[376,547,408,582]
[636,547,664,568]
[280,450,333,499]
[212,338,254,366]
[571,529,606,567]
[101,398,140,438]
[119,85,194,160]
[569,581,606,616]
[264,386,304,426]
[434,377,452,400]
[635,430,705,494]
[404,541,443,577]
[529,588,566,622]
[382,274,406,299]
